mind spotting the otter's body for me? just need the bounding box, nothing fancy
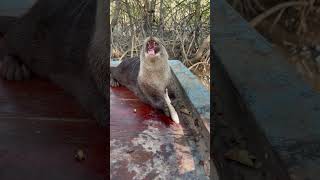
[0,0,109,126]
[111,37,177,115]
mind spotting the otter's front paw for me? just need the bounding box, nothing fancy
[0,56,31,80]
[110,78,120,87]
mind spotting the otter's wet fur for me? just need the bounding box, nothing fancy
[111,37,178,116]
[0,0,109,126]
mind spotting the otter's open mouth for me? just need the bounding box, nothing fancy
[146,39,160,56]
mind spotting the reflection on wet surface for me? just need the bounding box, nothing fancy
[110,87,208,179]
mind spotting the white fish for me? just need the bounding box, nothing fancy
[164,88,179,124]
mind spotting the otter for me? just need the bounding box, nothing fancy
[0,0,109,126]
[111,37,179,120]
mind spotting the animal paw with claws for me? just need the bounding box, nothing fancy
[0,56,31,81]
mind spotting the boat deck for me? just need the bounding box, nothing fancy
[110,86,208,179]
[0,79,107,180]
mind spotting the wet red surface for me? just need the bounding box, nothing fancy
[110,87,205,179]
[110,87,175,179]
[110,86,173,140]
[0,79,107,180]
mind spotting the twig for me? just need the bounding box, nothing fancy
[253,0,266,11]
[269,8,285,33]
[250,1,308,27]
[119,43,143,61]
[188,35,210,64]
[130,35,135,57]
[187,31,195,56]
[180,33,190,63]
[188,61,207,70]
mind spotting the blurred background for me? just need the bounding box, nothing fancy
[227,0,320,91]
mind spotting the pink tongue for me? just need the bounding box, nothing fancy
[148,49,155,55]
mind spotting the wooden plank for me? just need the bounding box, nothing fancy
[0,79,90,119]
[0,79,107,180]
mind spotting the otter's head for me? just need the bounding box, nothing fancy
[140,37,168,64]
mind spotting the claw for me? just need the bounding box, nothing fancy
[110,78,120,87]
[0,56,31,81]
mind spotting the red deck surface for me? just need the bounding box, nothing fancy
[0,79,107,180]
[110,87,206,179]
